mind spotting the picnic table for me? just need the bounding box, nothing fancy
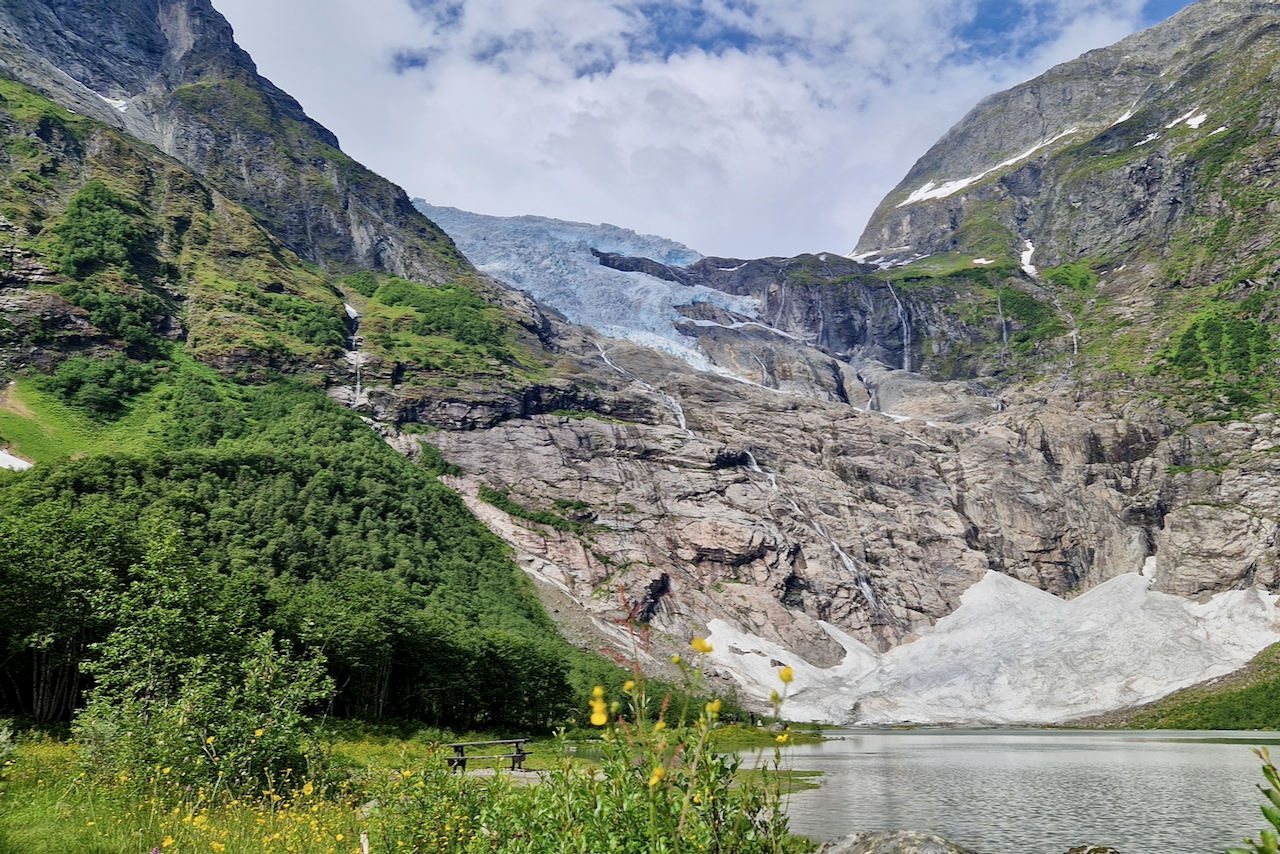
[446,738,531,772]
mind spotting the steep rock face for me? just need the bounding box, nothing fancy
[856,0,1280,277]
[412,335,1249,670]
[0,0,466,282]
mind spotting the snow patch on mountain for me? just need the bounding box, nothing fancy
[415,203,759,358]
[897,128,1078,207]
[706,571,1280,725]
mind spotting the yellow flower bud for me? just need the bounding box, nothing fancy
[671,655,682,665]
[623,680,636,692]
[779,666,794,684]
[653,721,666,732]
[648,766,667,786]
[592,685,605,699]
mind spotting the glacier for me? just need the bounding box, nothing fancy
[705,571,1280,725]
[414,202,760,360]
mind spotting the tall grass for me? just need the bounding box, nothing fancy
[0,642,809,854]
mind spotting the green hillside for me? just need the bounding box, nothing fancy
[0,71,620,761]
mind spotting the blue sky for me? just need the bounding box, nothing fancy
[211,0,1198,258]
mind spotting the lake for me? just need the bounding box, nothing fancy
[768,729,1280,854]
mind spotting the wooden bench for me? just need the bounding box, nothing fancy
[446,738,531,772]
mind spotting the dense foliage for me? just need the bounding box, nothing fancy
[0,363,584,744]
[0,650,808,854]
[374,278,506,351]
[49,181,152,279]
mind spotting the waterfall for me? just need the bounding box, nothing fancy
[886,283,911,372]
[596,343,688,431]
[742,452,883,612]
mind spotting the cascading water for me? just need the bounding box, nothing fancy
[743,452,883,613]
[886,283,911,372]
[596,343,688,430]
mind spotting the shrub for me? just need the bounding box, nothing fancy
[50,180,152,278]
[33,354,165,418]
[73,529,332,792]
[363,637,804,854]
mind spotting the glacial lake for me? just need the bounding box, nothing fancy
[768,729,1280,854]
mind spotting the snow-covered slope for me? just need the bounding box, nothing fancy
[415,203,759,366]
[707,571,1280,725]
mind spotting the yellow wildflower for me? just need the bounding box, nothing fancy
[671,654,682,665]
[779,666,794,684]
[211,843,226,852]
[690,637,713,654]
[623,680,636,692]
[302,782,314,796]
[162,837,176,849]
[592,685,605,699]
[705,699,722,715]
[206,736,215,744]
[653,721,666,732]
[648,766,666,787]
[776,733,790,744]
[255,729,264,737]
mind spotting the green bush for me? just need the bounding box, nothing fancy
[73,529,332,791]
[55,283,167,354]
[49,180,152,278]
[342,270,379,297]
[375,278,506,349]
[364,646,804,854]
[32,354,165,418]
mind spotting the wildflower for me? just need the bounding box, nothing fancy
[776,734,790,744]
[162,838,176,849]
[690,637,713,654]
[212,843,226,852]
[623,680,636,692]
[255,729,264,737]
[653,721,666,732]
[705,699,722,715]
[161,767,171,775]
[302,782,314,796]
[779,666,794,684]
[590,688,609,726]
[206,736,215,744]
[648,766,666,787]
[671,655,682,665]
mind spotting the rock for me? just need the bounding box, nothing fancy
[1063,846,1122,854]
[817,830,980,854]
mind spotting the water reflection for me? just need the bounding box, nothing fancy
[772,729,1280,854]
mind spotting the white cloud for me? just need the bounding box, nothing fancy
[210,0,1181,258]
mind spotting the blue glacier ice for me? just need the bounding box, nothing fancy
[415,202,760,367]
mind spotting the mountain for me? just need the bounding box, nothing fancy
[2,0,1279,726]
[404,0,1280,724]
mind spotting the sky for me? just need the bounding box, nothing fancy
[209,0,1198,259]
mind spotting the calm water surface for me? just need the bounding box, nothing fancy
[769,729,1280,854]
